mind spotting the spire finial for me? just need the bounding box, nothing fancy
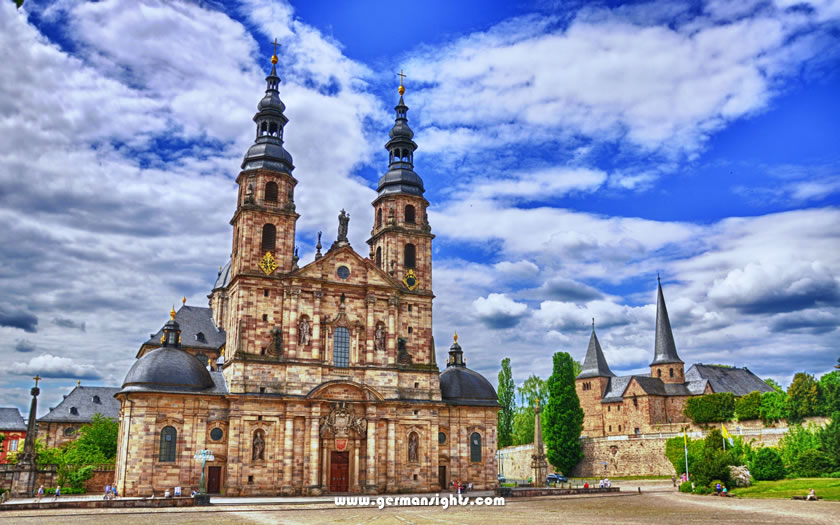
[592,317,595,331]
[657,272,661,285]
[271,38,280,64]
[33,375,41,388]
[77,380,81,386]
[182,296,186,305]
[453,332,458,343]
[397,69,406,96]
[170,306,176,320]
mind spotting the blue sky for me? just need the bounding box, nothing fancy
[1,0,838,416]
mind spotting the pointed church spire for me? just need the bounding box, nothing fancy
[377,73,424,197]
[650,278,683,365]
[577,320,615,378]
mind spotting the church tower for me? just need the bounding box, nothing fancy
[649,277,685,384]
[230,51,298,281]
[576,322,614,437]
[367,78,434,293]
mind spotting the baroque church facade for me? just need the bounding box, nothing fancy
[576,279,773,438]
[113,54,498,496]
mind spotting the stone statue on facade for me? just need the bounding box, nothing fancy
[408,432,419,462]
[268,326,283,357]
[319,401,367,438]
[298,317,311,346]
[245,182,255,204]
[337,209,350,243]
[252,430,265,461]
[374,324,386,353]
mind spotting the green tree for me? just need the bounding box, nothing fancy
[750,447,786,480]
[765,378,784,392]
[518,374,548,407]
[497,358,515,448]
[787,372,820,423]
[735,391,762,421]
[818,371,840,416]
[664,433,704,476]
[759,390,788,424]
[65,414,119,464]
[573,360,582,378]
[683,392,735,423]
[777,423,821,471]
[819,412,840,470]
[544,352,584,475]
[512,406,534,445]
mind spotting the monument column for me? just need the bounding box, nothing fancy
[11,376,41,497]
[530,399,548,487]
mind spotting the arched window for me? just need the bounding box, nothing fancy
[404,205,415,224]
[404,243,416,269]
[333,327,350,367]
[376,247,382,268]
[269,122,278,136]
[261,224,276,252]
[260,121,267,136]
[159,426,176,462]
[669,368,674,378]
[657,369,662,378]
[265,182,278,203]
[377,209,382,227]
[470,432,482,462]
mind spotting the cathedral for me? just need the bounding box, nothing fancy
[113,53,499,496]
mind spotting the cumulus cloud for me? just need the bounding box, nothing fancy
[9,354,103,380]
[531,276,605,302]
[0,304,38,333]
[14,339,36,353]
[473,293,529,329]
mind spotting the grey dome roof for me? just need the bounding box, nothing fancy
[440,367,498,406]
[121,347,214,393]
[377,167,425,196]
[242,140,294,172]
[258,90,286,113]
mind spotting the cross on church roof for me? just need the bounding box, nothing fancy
[33,375,41,387]
[271,38,280,65]
[397,69,406,95]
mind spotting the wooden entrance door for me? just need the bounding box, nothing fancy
[207,466,221,493]
[439,466,446,489]
[330,451,349,492]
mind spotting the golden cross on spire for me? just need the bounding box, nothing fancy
[33,375,41,387]
[397,69,406,95]
[271,38,280,64]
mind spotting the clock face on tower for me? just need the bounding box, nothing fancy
[402,269,419,291]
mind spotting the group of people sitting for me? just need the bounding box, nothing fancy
[714,482,729,496]
[103,484,119,499]
[451,480,472,494]
[581,478,610,489]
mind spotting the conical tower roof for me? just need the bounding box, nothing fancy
[650,278,683,365]
[577,322,614,378]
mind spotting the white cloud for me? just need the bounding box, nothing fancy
[472,293,529,329]
[10,354,103,380]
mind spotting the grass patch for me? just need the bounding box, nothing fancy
[733,478,840,501]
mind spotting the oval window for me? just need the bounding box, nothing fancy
[438,432,446,445]
[210,428,224,441]
[336,266,350,280]
[64,427,76,436]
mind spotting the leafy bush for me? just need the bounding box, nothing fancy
[819,412,840,471]
[679,481,693,493]
[664,434,704,476]
[735,391,762,421]
[822,471,840,478]
[684,392,735,423]
[759,391,788,425]
[818,372,840,416]
[694,485,713,495]
[750,447,786,480]
[791,449,832,478]
[778,423,821,471]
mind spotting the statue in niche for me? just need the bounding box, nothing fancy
[245,182,255,204]
[408,432,419,462]
[337,209,350,242]
[268,326,283,357]
[298,317,311,346]
[252,430,265,461]
[374,324,386,353]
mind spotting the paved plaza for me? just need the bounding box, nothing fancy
[2,491,838,525]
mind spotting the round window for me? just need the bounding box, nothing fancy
[64,427,76,437]
[438,432,446,445]
[210,428,224,441]
[336,265,350,280]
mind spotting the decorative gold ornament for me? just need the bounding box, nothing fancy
[160,334,165,344]
[259,251,278,275]
[170,306,176,320]
[397,69,406,96]
[402,268,419,291]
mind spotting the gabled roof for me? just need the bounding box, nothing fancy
[577,329,615,379]
[685,364,774,396]
[0,407,26,431]
[601,374,708,403]
[293,243,406,290]
[601,375,633,403]
[142,306,226,354]
[38,386,120,423]
[651,280,683,365]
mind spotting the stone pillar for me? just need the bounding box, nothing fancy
[365,294,375,364]
[387,297,398,365]
[11,377,40,498]
[365,410,377,493]
[353,441,360,491]
[309,407,322,495]
[288,287,300,359]
[293,417,304,492]
[386,418,396,491]
[531,399,548,487]
[321,444,329,487]
[431,420,440,491]
[282,417,294,494]
[312,290,323,361]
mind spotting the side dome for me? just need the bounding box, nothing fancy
[440,367,498,406]
[121,347,214,393]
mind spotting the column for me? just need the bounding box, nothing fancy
[387,297,398,365]
[309,407,321,492]
[365,411,376,492]
[282,417,294,490]
[386,418,396,491]
[353,442,360,491]
[322,444,329,487]
[365,294,375,364]
[288,287,300,358]
[293,417,304,490]
[312,291,323,361]
[431,419,439,490]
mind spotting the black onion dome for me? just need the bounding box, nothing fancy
[440,367,498,406]
[121,347,214,393]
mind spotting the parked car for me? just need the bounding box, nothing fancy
[546,473,568,484]
[497,474,506,483]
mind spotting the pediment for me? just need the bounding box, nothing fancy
[293,245,402,289]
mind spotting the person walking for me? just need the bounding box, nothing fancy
[36,485,44,503]
[54,485,61,500]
